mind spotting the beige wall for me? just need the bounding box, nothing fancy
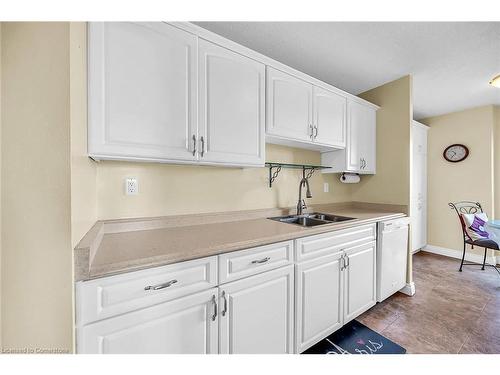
[1,23,73,353]
[421,105,497,256]
[96,144,351,220]
[352,76,412,209]
[352,76,413,284]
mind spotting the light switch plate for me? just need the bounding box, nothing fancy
[323,182,329,193]
[125,178,138,195]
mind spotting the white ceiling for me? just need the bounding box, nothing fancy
[194,22,500,119]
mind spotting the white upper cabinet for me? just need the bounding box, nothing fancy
[198,39,265,166]
[88,22,377,167]
[266,67,313,143]
[88,22,264,167]
[348,101,376,174]
[313,86,347,148]
[88,22,197,162]
[321,100,377,174]
[266,67,348,151]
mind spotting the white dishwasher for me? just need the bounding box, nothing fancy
[376,217,410,302]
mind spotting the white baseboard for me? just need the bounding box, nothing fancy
[422,244,497,265]
[399,282,415,296]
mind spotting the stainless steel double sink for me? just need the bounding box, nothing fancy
[268,212,356,227]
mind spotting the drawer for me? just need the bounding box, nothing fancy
[295,224,376,262]
[76,256,217,325]
[218,240,294,284]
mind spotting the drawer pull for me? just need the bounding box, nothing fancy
[222,291,228,316]
[251,257,270,264]
[144,279,178,291]
[211,294,217,321]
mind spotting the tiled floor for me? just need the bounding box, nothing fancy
[357,251,500,354]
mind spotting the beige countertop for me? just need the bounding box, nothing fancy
[74,202,407,281]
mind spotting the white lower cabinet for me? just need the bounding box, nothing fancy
[219,265,294,354]
[294,230,377,353]
[77,227,380,354]
[295,251,344,353]
[77,242,294,354]
[343,241,377,323]
[79,288,219,354]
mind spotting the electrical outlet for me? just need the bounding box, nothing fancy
[125,178,138,195]
[323,182,329,193]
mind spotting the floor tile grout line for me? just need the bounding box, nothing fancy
[457,333,471,354]
[380,314,400,335]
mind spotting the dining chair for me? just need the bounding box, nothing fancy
[449,201,500,275]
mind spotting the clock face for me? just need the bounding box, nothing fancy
[443,144,469,162]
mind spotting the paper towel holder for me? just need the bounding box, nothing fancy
[340,172,360,182]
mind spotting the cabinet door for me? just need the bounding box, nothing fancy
[345,101,362,171]
[219,265,294,354]
[88,22,197,162]
[198,39,265,166]
[78,288,218,354]
[266,67,313,142]
[348,101,376,173]
[313,86,346,148]
[343,241,376,323]
[347,102,377,173]
[359,107,377,173]
[295,252,344,353]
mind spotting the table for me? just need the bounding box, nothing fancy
[486,220,500,247]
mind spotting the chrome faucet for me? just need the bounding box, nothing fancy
[297,176,312,216]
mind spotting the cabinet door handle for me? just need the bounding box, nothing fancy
[314,126,318,139]
[309,124,314,140]
[211,294,217,321]
[345,254,350,268]
[192,135,197,156]
[144,279,178,291]
[341,254,346,271]
[200,136,205,157]
[222,291,228,317]
[251,256,270,264]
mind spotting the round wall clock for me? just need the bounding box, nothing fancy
[443,144,469,163]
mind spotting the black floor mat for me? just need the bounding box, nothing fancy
[302,320,406,354]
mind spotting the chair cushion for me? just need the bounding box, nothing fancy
[469,238,499,250]
[462,213,490,240]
